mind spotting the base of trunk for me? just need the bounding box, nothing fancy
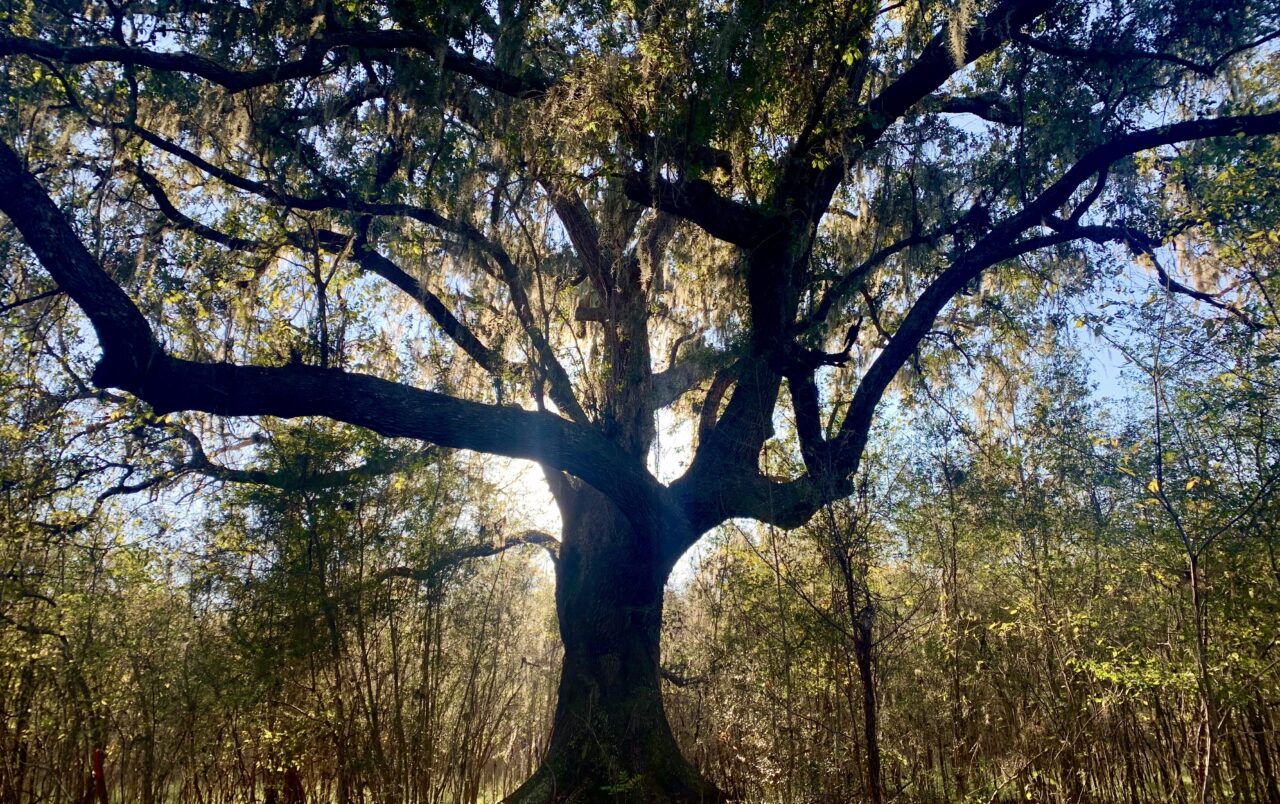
[504,740,724,804]
[503,632,727,803]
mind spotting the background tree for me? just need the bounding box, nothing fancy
[662,315,1278,802]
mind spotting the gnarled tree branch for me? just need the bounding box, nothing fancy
[0,137,677,535]
[375,530,561,584]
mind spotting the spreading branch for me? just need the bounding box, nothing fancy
[0,138,678,535]
[828,111,1280,480]
[672,110,1280,541]
[124,124,587,421]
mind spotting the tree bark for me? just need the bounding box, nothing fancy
[852,605,882,804]
[505,487,722,803]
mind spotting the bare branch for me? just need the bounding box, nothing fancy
[162,423,442,492]
[0,33,332,92]
[350,243,514,376]
[935,93,1022,126]
[0,288,64,315]
[0,29,552,97]
[1067,224,1266,329]
[802,225,955,333]
[1013,28,1280,78]
[375,530,561,583]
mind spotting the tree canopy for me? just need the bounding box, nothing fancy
[2,0,1279,800]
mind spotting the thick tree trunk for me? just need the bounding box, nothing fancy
[505,488,722,803]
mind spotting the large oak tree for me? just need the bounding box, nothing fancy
[2,0,1278,799]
